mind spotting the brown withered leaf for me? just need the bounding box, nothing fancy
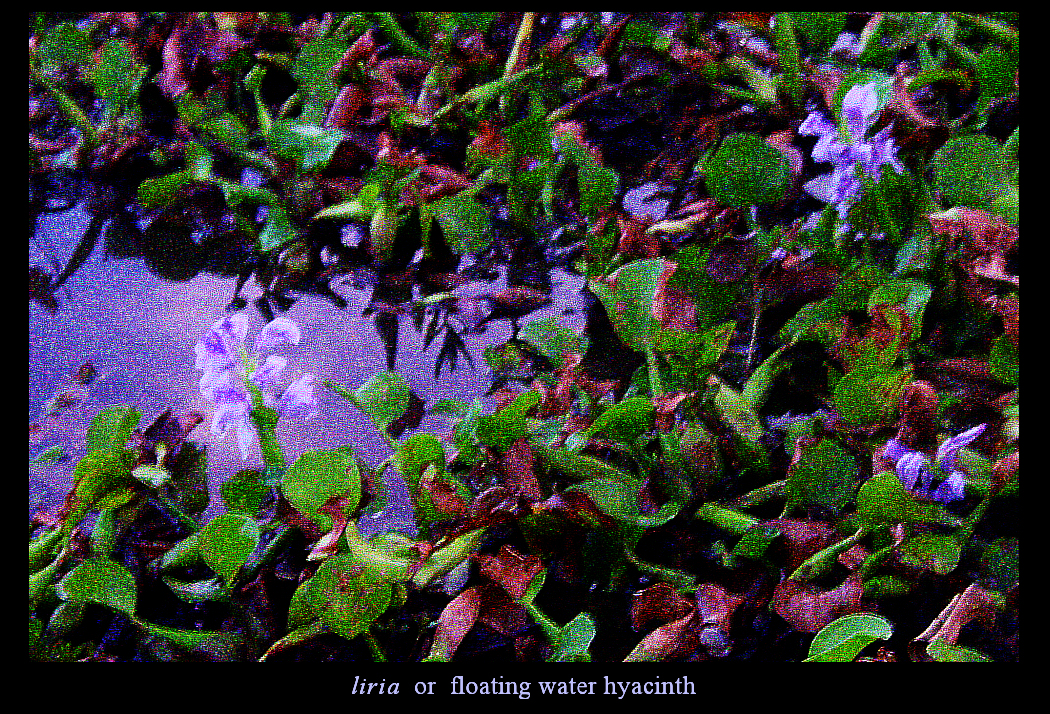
[987,294,1019,348]
[476,582,531,636]
[631,583,695,632]
[893,380,940,453]
[533,353,582,418]
[772,572,867,633]
[275,494,323,540]
[427,585,481,661]
[651,260,698,332]
[420,469,468,516]
[695,582,746,658]
[306,494,353,561]
[623,612,700,662]
[929,208,1019,288]
[130,409,205,468]
[617,214,661,260]
[476,544,544,601]
[909,583,1001,662]
[534,490,618,531]
[990,450,1019,494]
[835,305,912,372]
[500,437,543,502]
[763,519,840,573]
[469,120,511,161]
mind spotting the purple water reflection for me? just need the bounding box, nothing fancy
[30,207,585,535]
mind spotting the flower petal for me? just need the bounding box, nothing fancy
[250,355,287,390]
[929,470,966,504]
[841,82,879,141]
[895,451,929,492]
[936,423,987,473]
[256,317,301,355]
[195,313,249,372]
[278,372,319,421]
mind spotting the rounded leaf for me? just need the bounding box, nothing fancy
[804,614,893,662]
[57,558,137,616]
[932,135,1009,209]
[199,513,260,585]
[704,134,790,207]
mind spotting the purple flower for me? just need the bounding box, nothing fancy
[798,82,903,218]
[881,424,987,504]
[194,313,317,460]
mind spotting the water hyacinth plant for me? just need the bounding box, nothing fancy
[29,12,1017,662]
[196,313,317,464]
[798,81,903,218]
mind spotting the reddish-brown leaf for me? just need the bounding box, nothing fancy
[772,572,866,633]
[476,544,544,601]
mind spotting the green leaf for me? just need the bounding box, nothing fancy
[568,478,641,523]
[476,391,541,450]
[773,14,803,105]
[552,613,596,662]
[266,121,345,171]
[35,23,92,71]
[93,39,145,124]
[975,47,1018,108]
[291,38,348,124]
[345,522,415,581]
[988,333,1018,385]
[731,524,782,562]
[520,318,587,364]
[978,538,1019,591]
[573,396,654,451]
[281,448,359,529]
[72,448,136,512]
[578,164,619,219]
[57,559,137,617]
[199,513,261,585]
[311,554,394,640]
[856,471,922,527]
[899,533,962,574]
[258,204,300,252]
[353,371,411,434]
[85,405,142,451]
[926,639,993,662]
[780,265,887,342]
[589,258,666,351]
[313,182,382,221]
[785,438,858,514]
[433,192,492,254]
[703,133,790,207]
[833,364,911,425]
[868,280,933,334]
[804,614,893,662]
[506,117,553,160]
[221,470,269,516]
[788,12,847,53]
[395,433,455,527]
[932,135,1009,209]
[140,622,240,654]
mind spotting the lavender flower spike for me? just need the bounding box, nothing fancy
[797,81,903,219]
[193,313,313,461]
[882,423,988,504]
